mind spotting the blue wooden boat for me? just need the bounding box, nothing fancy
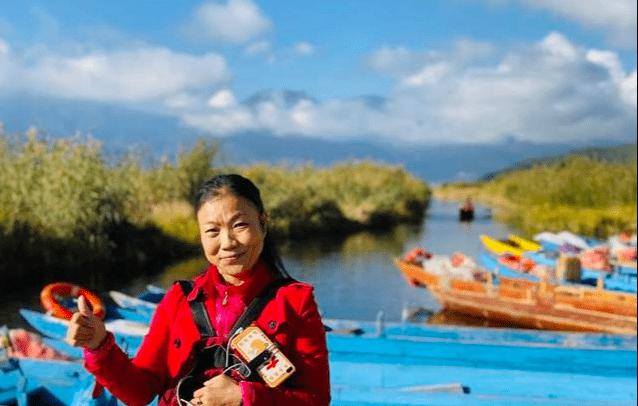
[5,317,637,405]
[328,318,637,405]
[0,326,146,406]
[19,309,146,357]
[4,357,161,406]
[107,285,166,322]
[480,250,638,293]
[109,291,157,321]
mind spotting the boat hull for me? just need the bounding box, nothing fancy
[395,257,638,335]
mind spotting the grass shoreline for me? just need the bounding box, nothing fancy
[0,131,431,293]
[434,155,637,239]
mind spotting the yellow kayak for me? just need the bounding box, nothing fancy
[508,235,542,252]
[480,234,533,256]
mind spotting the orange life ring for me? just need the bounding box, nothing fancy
[40,282,105,320]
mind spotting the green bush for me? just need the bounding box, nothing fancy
[437,154,637,238]
[0,127,431,288]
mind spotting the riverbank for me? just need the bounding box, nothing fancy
[0,131,431,293]
[152,162,431,244]
[435,155,637,238]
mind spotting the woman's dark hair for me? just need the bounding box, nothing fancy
[195,174,290,279]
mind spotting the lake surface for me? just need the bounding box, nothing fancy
[1,199,516,329]
[133,199,516,324]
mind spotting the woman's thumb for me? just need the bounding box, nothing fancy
[78,295,92,317]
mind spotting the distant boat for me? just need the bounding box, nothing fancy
[459,198,475,222]
[459,207,474,222]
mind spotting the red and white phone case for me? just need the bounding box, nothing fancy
[231,325,296,388]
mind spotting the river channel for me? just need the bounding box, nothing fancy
[127,199,515,324]
[2,199,516,330]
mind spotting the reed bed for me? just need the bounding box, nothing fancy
[0,128,430,289]
[436,154,637,238]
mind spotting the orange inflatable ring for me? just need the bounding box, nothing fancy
[40,282,105,320]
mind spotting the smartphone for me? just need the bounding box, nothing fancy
[230,325,296,388]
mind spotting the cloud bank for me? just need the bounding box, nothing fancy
[0,43,230,102]
[0,20,635,145]
[182,33,637,144]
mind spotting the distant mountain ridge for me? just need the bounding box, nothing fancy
[1,94,633,183]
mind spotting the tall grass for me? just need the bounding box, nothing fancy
[237,163,431,238]
[436,154,637,238]
[0,128,430,290]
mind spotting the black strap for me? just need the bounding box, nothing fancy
[176,277,295,380]
[177,277,295,340]
[178,281,216,338]
[229,277,295,338]
[246,349,273,373]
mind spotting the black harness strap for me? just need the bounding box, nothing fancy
[178,278,295,340]
[178,281,216,338]
[175,277,296,403]
[229,277,295,338]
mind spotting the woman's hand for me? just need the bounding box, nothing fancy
[191,374,242,406]
[65,295,107,350]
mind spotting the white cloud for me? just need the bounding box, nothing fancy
[245,40,272,56]
[208,89,238,108]
[183,109,256,135]
[402,62,450,86]
[366,39,495,78]
[292,41,315,56]
[0,38,12,87]
[621,70,637,106]
[540,32,579,61]
[476,0,637,48]
[181,32,636,145]
[16,47,230,102]
[164,92,203,110]
[366,46,437,77]
[186,0,273,44]
[0,38,9,55]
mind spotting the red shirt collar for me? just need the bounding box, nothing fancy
[187,259,276,305]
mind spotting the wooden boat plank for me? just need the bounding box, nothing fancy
[330,360,637,403]
[327,335,637,377]
[332,385,636,406]
[324,319,637,351]
[431,290,637,335]
[396,256,638,334]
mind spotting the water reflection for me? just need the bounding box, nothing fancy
[1,199,517,330]
[136,199,516,324]
[273,199,515,323]
[279,223,424,264]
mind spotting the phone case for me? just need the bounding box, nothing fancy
[230,325,296,388]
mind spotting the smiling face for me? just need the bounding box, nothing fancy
[197,189,267,286]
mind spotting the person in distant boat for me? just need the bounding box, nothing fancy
[459,197,475,222]
[66,174,330,406]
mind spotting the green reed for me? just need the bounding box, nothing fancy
[0,128,430,287]
[436,154,637,238]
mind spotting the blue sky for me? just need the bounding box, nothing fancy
[0,0,636,145]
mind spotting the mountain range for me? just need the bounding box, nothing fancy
[0,94,631,184]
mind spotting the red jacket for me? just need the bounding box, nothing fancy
[84,261,331,406]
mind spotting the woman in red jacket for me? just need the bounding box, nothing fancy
[66,174,331,406]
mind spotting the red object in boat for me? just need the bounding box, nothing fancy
[40,282,105,320]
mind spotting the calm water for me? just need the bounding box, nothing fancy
[135,199,515,323]
[1,199,515,329]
